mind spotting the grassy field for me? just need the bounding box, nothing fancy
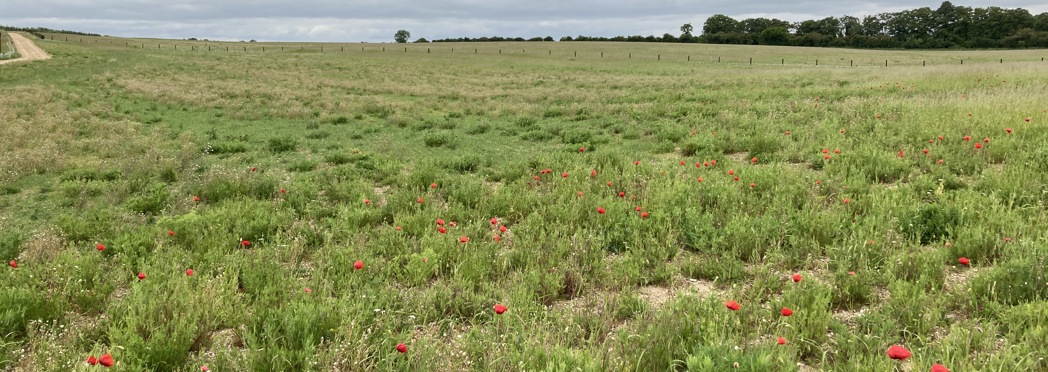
[0,32,17,59]
[2,35,1048,371]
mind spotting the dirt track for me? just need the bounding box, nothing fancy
[0,32,52,65]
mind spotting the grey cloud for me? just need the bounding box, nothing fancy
[4,1,1048,42]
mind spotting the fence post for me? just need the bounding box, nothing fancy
[658,54,661,61]
[718,56,721,63]
[816,59,818,66]
[575,51,577,57]
[476,49,478,54]
[850,60,853,66]
[341,46,344,52]
[428,48,430,53]
[499,49,501,54]
[749,57,752,65]
[923,61,925,66]
[1000,58,1003,63]
[629,53,631,59]
[601,52,603,58]
[961,59,963,64]
[885,60,888,67]
[781,58,784,65]
[688,55,690,61]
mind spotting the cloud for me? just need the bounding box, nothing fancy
[3,1,1047,42]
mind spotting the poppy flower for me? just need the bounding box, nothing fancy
[562,172,568,178]
[840,129,846,134]
[937,159,944,164]
[251,167,257,172]
[641,212,649,218]
[99,354,115,367]
[201,366,210,371]
[923,149,929,154]
[577,191,583,197]
[886,345,911,360]
[459,236,469,243]
[733,177,739,182]
[635,206,642,212]
[822,149,829,154]
[241,240,251,247]
[591,170,597,177]
[781,307,793,316]
[598,207,606,214]
[1005,237,1011,243]
[493,235,501,242]
[634,160,640,166]
[1006,128,1012,134]
[499,226,508,233]
[186,269,194,276]
[193,195,201,202]
[395,226,402,231]
[417,197,424,204]
[396,343,408,353]
[618,192,625,198]
[1026,117,1031,122]
[728,170,735,176]
[697,177,704,182]
[898,150,905,158]
[751,157,758,164]
[703,161,709,167]
[975,143,982,149]
[785,131,791,135]
[958,257,970,266]
[431,183,438,189]
[579,147,585,153]
[963,136,971,141]
[725,300,741,311]
[438,227,447,234]
[450,221,457,227]
[364,199,371,205]
[938,135,944,141]
[437,219,445,226]
[97,243,105,251]
[680,160,686,165]
[983,138,990,143]
[494,303,507,314]
[87,355,98,365]
[168,230,175,237]
[834,149,840,154]
[749,183,756,188]
[490,218,499,225]
[305,287,312,293]
[137,272,146,280]
[876,115,881,119]
[606,181,612,187]
[931,363,950,372]
[777,337,786,345]
[710,160,717,166]
[8,260,16,268]
[533,176,540,181]
[848,271,856,276]
[280,188,286,194]
[843,198,851,204]
[792,274,802,283]
[354,260,364,270]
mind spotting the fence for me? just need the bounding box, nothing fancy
[40,34,1048,68]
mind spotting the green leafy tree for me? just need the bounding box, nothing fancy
[394,30,411,43]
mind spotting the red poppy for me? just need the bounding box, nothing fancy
[499,226,508,233]
[1005,237,1012,243]
[459,236,469,243]
[834,149,840,154]
[840,129,846,134]
[1026,117,1031,122]
[898,150,905,158]
[816,180,822,185]
[417,197,424,204]
[619,192,625,198]
[937,159,944,164]
[634,160,640,165]
[680,160,686,165]
[1006,128,1013,134]
[703,161,709,167]
[395,226,402,231]
[983,138,990,143]
[728,170,735,176]
[591,170,597,177]
[606,181,612,187]
[822,149,829,154]
[843,198,851,204]
[431,183,438,189]
[876,115,881,119]
[201,366,210,371]
[733,177,739,182]
[785,131,791,135]
[923,149,929,154]
[137,272,146,280]
[825,155,831,160]
[792,274,802,283]
[697,177,704,182]
[396,343,408,353]
[963,136,971,141]
[241,240,251,247]
[641,212,649,218]
[749,183,756,188]
[931,363,950,372]
[305,287,312,293]
[751,157,758,164]
[99,354,114,367]
[848,271,855,276]
[438,227,447,234]
[562,172,568,178]
[533,176,540,181]
[781,307,793,316]
[886,345,911,360]
[8,260,16,268]
[168,230,175,237]
[491,217,498,225]
[97,243,105,251]
[725,300,741,311]
[364,199,371,205]
[777,337,786,345]
[193,195,201,202]
[710,160,717,166]
[87,355,98,365]
[493,235,501,242]
[354,260,364,270]
[958,257,970,266]
[975,143,982,149]
[186,269,194,276]
[494,303,507,314]
[577,191,583,197]
[250,167,257,172]
[437,219,445,226]
[598,207,606,214]
[280,188,286,194]
[579,147,585,153]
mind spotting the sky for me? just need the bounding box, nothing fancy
[3,1,1047,42]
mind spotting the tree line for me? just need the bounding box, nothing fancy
[403,2,1048,49]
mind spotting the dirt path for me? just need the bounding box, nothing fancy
[0,33,52,65]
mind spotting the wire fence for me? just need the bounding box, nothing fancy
[39,34,1048,68]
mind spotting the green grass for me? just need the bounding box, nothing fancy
[0,31,18,60]
[2,36,1048,371]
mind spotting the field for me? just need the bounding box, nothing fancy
[2,34,1048,371]
[0,32,18,59]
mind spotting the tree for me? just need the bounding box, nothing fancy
[680,23,694,35]
[759,27,790,45]
[394,30,411,43]
[702,14,740,35]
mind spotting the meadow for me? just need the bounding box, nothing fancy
[1,34,1048,371]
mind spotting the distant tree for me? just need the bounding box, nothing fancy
[680,23,694,42]
[543,36,554,41]
[413,38,428,43]
[759,27,790,45]
[394,30,411,43]
[702,14,740,35]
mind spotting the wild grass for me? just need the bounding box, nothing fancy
[1,36,1048,371]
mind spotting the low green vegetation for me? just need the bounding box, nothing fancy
[1,36,1047,371]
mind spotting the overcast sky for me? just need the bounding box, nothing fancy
[3,1,1047,42]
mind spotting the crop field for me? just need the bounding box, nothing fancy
[2,35,1048,371]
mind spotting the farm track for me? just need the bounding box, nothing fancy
[0,33,52,65]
